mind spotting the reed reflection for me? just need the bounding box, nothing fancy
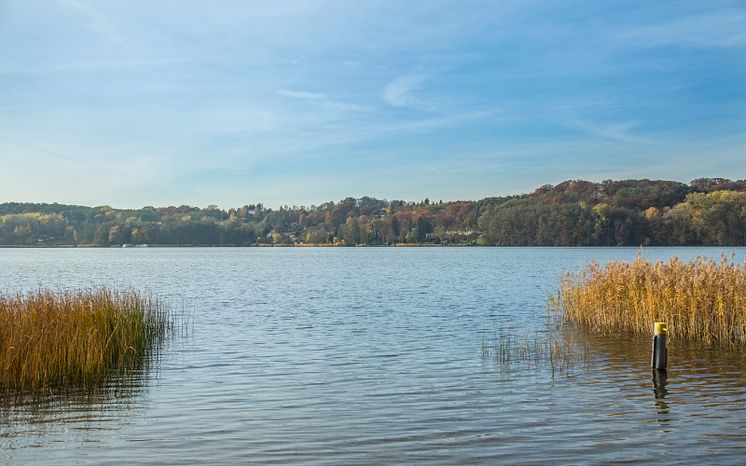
[558,325,746,378]
[1,361,153,436]
[482,320,746,402]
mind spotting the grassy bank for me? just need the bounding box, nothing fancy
[0,289,170,397]
[558,255,746,345]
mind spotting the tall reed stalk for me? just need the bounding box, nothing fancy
[0,288,170,396]
[559,255,746,345]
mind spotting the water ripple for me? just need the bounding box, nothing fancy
[1,247,746,464]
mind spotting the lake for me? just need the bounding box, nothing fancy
[1,247,746,464]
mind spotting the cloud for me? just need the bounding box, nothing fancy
[382,74,427,107]
[228,107,504,161]
[0,134,79,162]
[617,9,746,49]
[276,89,328,102]
[563,118,649,144]
[57,0,127,47]
[0,58,183,76]
[276,89,370,112]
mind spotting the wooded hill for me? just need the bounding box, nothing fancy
[2,178,746,247]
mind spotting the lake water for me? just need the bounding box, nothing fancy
[1,247,746,464]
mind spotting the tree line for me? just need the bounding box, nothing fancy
[1,178,745,247]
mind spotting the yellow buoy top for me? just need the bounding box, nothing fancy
[654,322,668,335]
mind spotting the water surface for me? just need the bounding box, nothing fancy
[1,247,745,464]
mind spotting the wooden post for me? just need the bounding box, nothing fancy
[652,322,667,371]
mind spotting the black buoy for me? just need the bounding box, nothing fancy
[652,322,668,371]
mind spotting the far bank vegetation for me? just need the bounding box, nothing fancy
[1,178,746,247]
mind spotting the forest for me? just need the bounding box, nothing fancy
[1,178,745,247]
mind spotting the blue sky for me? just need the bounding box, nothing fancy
[1,0,745,208]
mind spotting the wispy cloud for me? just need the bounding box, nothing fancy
[562,118,649,144]
[617,9,746,49]
[276,89,370,112]
[277,89,328,102]
[0,58,183,76]
[0,134,79,162]
[57,0,128,48]
[227,107,505,162]
[382,74,428,107]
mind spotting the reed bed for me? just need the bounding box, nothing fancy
[0,288,170,397]
[558,255,746,345]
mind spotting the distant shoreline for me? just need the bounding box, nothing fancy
[0,243,456,248]
[2,243,744,249]
[3,178,746,247]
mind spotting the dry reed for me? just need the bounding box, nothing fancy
[558,255,746,345]
[0,288,170,397]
